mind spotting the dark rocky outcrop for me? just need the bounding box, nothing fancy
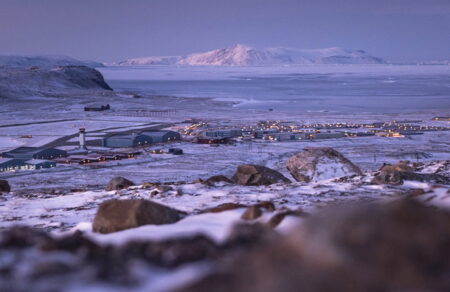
[287,147,362,182]
[204,175,233,186]
[0,179,10,193]
[92,199,185,234]
[105,176,135,191]
[232,164,291,186]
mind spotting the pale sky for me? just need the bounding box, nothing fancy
[0,0,449,62]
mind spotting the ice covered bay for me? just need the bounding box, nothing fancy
[99,64,450,113]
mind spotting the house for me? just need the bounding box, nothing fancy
[0,158,27,172]
[168,148,183,155]
[376,132,404,138]
[24,159,56,170]
[432,116,450,121]
[102,133,153,148]
[84,104,110,111]
[140,131,181,143]
[197,138,230,144]
[67,155,104,164]
[314,132,346,139]
[253,129,278,139]
[149,149,164,154]
[263,132,307,141]
[2,147,68,160]
[356,132,375,137]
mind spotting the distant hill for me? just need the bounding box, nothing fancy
[117,44,384,66]
[0,55,104,68]
[0,55,111,99]
[117,56,182,66]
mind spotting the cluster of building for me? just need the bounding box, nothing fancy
[0,129,183,173]
[183,118,450,144]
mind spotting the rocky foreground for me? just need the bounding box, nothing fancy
[0,148,449,292]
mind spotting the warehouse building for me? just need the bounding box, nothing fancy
[140,131,181,143]
[2,147,68,160]
[102,133,153,148]
[201,129,242,139]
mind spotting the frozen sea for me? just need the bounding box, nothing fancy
[98,64,450,113]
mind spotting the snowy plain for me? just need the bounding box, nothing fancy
[0,63,449,291]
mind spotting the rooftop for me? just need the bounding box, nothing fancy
[0,158,15,164]
[25,159,52,165]
[141,131,175,137]
[4,146,44,154]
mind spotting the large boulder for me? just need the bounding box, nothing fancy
[179,199,450,292]
[93,199,185,234]
[371,166,404,185]
[232,164,291,186]
[287,147,362,182]
[0,180,10,193]
[105,176,135,191]
[372,164,450,185]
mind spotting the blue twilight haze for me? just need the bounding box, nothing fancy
[0,0,449,62]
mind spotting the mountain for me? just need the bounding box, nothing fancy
[0,55,104,68]
[117,44,384,66]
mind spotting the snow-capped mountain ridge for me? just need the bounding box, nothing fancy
[118,44,384,66]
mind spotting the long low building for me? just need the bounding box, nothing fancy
[0,158,26,172]
[264,131,346,141]
[24,159,56,170]
[0,158,55,172]
[201,129,242,139]
[2,147,68,160]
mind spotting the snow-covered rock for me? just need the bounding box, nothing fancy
[118,44,384,66]
[287,147,363,182]
[232,164,292,186]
